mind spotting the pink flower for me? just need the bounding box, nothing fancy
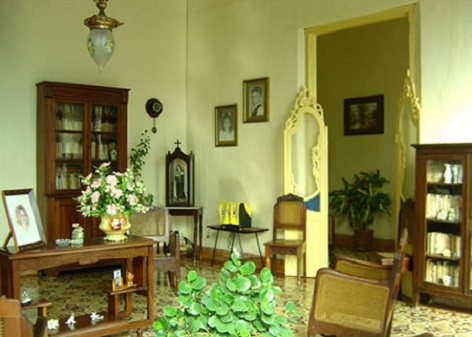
[111,187,123,199]
[91,191,100,203]
[128,194,138,206]
[99,162,110,169]
[106,175,118,186]
[106,204,118,215]
[91,178,102,189]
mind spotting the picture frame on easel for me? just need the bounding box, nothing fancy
[2,189,47,251]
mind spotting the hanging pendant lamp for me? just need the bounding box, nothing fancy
[84,0,123,72]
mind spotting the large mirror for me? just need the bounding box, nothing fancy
[394,70,420,237]
[284,87,328,276]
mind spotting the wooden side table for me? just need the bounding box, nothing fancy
[167,206,203,261]
[208,225,268,266]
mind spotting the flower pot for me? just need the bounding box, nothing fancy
[354,229,373,251]
[99,214,131,241]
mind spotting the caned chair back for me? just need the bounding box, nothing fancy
[129,206,171,245]
[273,193,307,240]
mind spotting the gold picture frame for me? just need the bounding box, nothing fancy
[215,104,238,147]
[243,77,269,123]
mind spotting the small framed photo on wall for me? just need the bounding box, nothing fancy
[215,104,238,147]
[243,77,269,123]
[344,95,384,135]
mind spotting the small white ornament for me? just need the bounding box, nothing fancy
[47,319,59,330]
[66,314,76,325]
[90,312,104,321]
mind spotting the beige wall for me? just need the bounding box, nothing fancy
[318,18,409,239]
[2,0,472,256]
[0,0,187,241]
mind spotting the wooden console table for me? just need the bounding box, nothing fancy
[0,235,154,337]
[167,206,203,261]
[208,225,268,266]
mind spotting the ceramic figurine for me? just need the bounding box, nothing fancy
[66,314,76,325]
[71,223,84,245]
[20,289,32,304]
[47,319,59,331]
[90,312,104,321]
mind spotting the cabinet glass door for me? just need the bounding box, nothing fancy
[91,105,119,171]
[55,103,84,190]
[424,159,463,288]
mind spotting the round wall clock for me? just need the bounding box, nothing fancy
[145,98,164,133]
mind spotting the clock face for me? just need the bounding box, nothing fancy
[146,98,163,118]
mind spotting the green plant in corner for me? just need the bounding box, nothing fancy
[153,254,300,337]
[129,130,154,205]
[328,169,392,231]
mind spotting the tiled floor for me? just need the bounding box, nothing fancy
[21,257,472,337]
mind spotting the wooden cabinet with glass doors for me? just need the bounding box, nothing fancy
[412,143,472,307]
[36,81,129,241]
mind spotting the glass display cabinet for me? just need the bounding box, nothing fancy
[36,81,129,241]
[413,143,472,307]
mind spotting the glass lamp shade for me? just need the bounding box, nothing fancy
[86,28,115,72]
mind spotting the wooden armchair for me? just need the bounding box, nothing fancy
[0,297,48,337]
[307,228,408,337]
[129,207,181,290]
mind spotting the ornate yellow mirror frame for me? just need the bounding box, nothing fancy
[394,70,421,237]
[284,88,328,277]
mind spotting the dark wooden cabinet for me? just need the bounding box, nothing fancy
[413,143,472,306]
[36,81,129,241]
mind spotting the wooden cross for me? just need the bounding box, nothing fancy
[174,140,181,147]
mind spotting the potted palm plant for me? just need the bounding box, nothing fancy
[328,170,392,251]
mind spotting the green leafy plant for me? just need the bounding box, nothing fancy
[329,169,392,231]
[130,130,151,178]
[153,254,300,337]
[129,130,153,205]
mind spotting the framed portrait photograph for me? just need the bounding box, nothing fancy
[2,189,47,251]
[215,104,238,147]
[165,143,195,207]
[243,77,269,123]
[344,95,384,135]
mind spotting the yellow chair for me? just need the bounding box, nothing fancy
[264,194,306,285]
[307,228,408,337]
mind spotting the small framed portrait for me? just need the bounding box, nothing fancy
[215,104,238,147]
[243,77,269,123]
[165,142,195,207]
[344,95,384,135]
[2,189,47,251]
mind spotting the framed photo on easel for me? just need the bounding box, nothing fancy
[2,189,47,251]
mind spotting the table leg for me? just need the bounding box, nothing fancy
[193,214,198,262]
[236,233,244,258]
[198,210,203,260]
[211,230,220,266]
[255,233,264,266]
[229,233,236,259]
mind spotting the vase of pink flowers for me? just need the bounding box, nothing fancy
[77,162,150,241]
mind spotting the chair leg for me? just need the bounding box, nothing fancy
[297,251,302,285]
[167,271,175,289]
[264,245,271,269]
